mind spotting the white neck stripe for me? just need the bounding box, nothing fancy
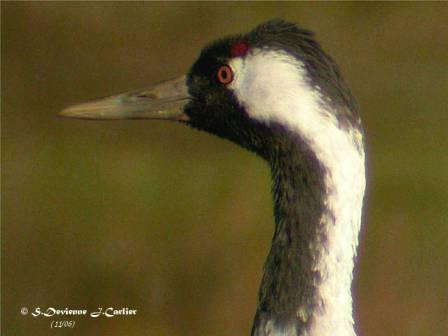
[230,49,365,336]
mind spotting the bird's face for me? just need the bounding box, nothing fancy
[183,38,272,153]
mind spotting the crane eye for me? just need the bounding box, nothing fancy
[216,65,234,85]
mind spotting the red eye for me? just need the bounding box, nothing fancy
[217,64,234,85]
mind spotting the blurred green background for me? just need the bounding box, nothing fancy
[2,2,448,335]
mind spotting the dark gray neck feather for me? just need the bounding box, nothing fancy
[252,136,331,336]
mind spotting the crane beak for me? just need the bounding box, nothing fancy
[60,75,190,121]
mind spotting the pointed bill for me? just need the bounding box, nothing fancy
[60,75,190,121]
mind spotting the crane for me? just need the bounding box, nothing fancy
[61,19,366,336]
